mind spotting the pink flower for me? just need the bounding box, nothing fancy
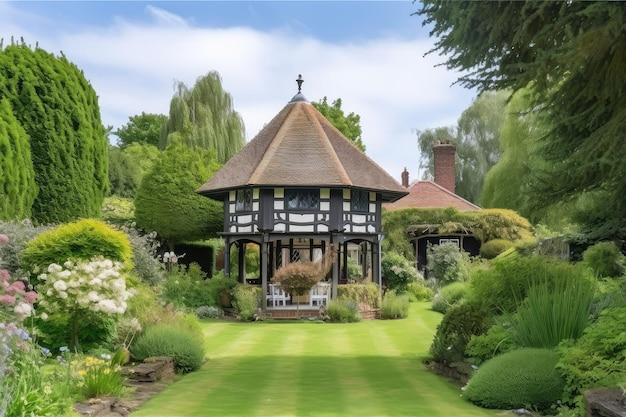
[0,269,9,281]
[0,234,8,245]
[0,294,16,305]
[5,281,25,296]
[24,291,38,304]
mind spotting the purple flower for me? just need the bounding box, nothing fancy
[0,294,15,305]
[59,346,68,352]
[41,347,51,356]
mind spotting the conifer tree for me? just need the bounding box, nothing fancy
[0,98,37,219]
[0,43,108,224]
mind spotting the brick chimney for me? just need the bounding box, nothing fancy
[401,167,409,188]
[433,141,456,193]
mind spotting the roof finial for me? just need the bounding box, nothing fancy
[296,74,303,92]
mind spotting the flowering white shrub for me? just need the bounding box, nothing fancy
[37,256,132,317]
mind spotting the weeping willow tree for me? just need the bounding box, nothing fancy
[160,71,245,164]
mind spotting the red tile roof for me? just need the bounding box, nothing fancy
[383,180,481,211]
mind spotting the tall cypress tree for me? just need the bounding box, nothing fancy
[0,98,37,219]
[160,71,245,164]
[0,43,108,224]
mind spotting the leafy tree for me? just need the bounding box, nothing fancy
[416,90,507,204]
[160,71,245,164]
[114,112,167,148]
[312,97,366,152]
[0,98,37,220]
[134,142,223,250]
[108,143,159,198]
[416,1,626,241]
[0,42,108,224]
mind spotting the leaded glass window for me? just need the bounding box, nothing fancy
[235,189,252,212]
[285,189,319,210]
[351,190,369,212]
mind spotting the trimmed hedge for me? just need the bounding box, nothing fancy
[479,239,514,259]
[463,348,565,411]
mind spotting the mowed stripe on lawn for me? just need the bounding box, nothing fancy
[131,303,504,417]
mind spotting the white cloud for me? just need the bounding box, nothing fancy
[0,3,476,181]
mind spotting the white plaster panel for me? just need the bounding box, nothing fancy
[275,223,286,232]
[229,203,235,213]
[290,224,315,232]
[230,225,237,232]
[238,215,252,224]
[240,225,252,233]
[274,201,284,210]
[289,213,315,223]
[353,214,366,224]
[320,188,330,199]
[369,203,376,213]
[353,225,367,233]
[318,225,329,232]
[320,201,330,211]
[253,202,259,211]
[368,225,376,233]
[343,202,350,211]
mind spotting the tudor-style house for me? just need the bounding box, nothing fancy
[196,77,407,310]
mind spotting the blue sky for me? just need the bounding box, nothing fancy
[0,1,477,181]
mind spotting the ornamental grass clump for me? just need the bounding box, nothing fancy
[463,348,565,411]
[431,281,469,314]
[326,300,360,323]
[380,292,410,319]
[77,352,125,399]
[130,324,204,373]
[232,284,260,321]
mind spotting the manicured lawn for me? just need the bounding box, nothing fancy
[131,303,506,417]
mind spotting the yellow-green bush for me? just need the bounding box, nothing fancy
[337,282,382,310]
[479,239,515,259]
[22,219,133,275]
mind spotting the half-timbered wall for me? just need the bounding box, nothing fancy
[341,189,378,233]
[227,189,260,233]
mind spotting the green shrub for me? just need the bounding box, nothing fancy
[582,241,625,278]
[326,300,361,323]
[556,307,626,407]
[479,239,515,259]
[121,225,164,286]
[233,284,261,321]
[407,281,434,302]
[162,263,212,309]
[591,278,626,319]
[429,300,491,364]
[380,292,410,319]
[34,312,117,352]
[196,305,222,319]
[130,324,205,373]
[470,254,587,314]
[206,272,238,307]
[511,273,594,349]
[22,219,133,278]
[381,251,421,293]
[337,282,382,310]
[465,322,517,364]
[463,348,565,411]
[431,281,469,314]
[346,257,364,282]
[427,242,469,285]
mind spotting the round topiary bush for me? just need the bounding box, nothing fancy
[479,239,515,259]
[582,241,626,278]
[130,324,205,373]
[463,348,565,411]
[431,281,469,314]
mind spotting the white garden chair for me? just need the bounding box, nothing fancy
[267,283,290,307]
[310,282,330,307]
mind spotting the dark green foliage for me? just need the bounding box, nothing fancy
[134,142,223,249]
[121,226,164,286]
[463,348,565,411]
[582,241,625,278]
[336,282,382,310]
[469,253,588,315]
[417,2,626,242]
[232,284,261,321]
[0,219,50,275]
[431,281,468,314]
[465,322,516,365]
[160,71,245,164]
[21,219,133,276]
[556,308,626,407]
[205,272,238,307]
[130,324,205,373]
[591,278,626,320]
[479,239,514,260]
[196,305,222,319]
[0,43,108,224]
[0,98,36,220]
[429,300,491,364]
[380,292,410,319]
[312,97,365,152]
[108,143,160,199]
[114,112,167,148]
[34,311,117,352]
[381,251,421,293]
[326,300,361,323]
